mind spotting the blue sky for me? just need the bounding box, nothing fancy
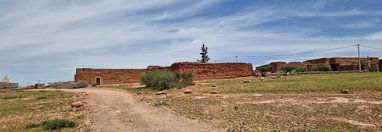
[1,0,382,85]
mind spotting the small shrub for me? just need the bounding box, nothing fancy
[281,66,296,74]
[141,70,178,90]
[141,70,194,90]
[311,64,332,71]
[175,72,194,88]
[257,65,272,76]
[296,67,307,72]
[42,119,75,130]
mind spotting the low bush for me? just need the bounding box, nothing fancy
[311,64,332,71]
[257,65,272,76]
[42,119,75,130]
[141,70,194,90]
[281,66,296,74]
[176,72,194,87]
[296,67,307,72]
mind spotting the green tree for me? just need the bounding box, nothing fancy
[295,67,307,72]
[281,66,297,74]
[257,65,272,76]
[197,44,210,63]
[311,64,332,71]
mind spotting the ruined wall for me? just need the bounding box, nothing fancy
[331,57,379,65]
[75,68,146,85]
[304,58,330,65]
[338,65,358,71]
[269,62,306,73]
[270,62,286,73]
[287,62,306,67]
[263,57,380,72]
[170,62,253,81]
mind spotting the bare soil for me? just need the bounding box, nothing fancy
[62,88,221,132]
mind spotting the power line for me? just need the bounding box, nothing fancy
[360,44,382,51]
[213,56,236,62]
[213,44,380,63]
[240,45,357,58]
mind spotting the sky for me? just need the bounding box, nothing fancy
[1,0,382,85]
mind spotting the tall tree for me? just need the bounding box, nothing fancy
[197,44,210,63]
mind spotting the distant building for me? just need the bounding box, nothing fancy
[0,82,19,89]
[304,57,379,71]
[257,57,380,73]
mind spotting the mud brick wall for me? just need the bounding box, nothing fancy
[380,60,382,71]
[270,62,287,73]
[338,65,358,71]
[170,62,253,81]
[75,68,146,85]
[330,57,379,65]
[269,62,306,73]
[287,62,306,67]
[304,58,330,65]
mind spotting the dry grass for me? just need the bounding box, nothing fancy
[124,72,382,131]
[192,72,382,93]
[0,90,88,131]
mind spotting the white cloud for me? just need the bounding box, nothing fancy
[366,31,382,40]
[342,21,376,29]
[1,0,382,85]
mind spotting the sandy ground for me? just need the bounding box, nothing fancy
[61,88,221,132]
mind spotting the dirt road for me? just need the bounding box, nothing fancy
[63,88,221,132]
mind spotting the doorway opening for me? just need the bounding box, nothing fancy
[96,77,101,85]
[330,64,339,71]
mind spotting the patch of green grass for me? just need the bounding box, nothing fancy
[195,72,382,93]
[128,87,155,94]
[0,95,26,99]
[42,119,76,130]
[36,96,48,100]
[0,90,79,131]
[311,120,360,132]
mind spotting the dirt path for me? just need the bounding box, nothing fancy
[62,88,221,132]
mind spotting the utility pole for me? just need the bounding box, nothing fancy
[235,56,239,62]
[357,44,361,72]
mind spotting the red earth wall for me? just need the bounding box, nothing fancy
[75,62,254,85]
[170,62,253,81]
[75,68,146,85]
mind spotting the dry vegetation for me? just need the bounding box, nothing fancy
[123,72,382,131]
[0,90,89,131]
